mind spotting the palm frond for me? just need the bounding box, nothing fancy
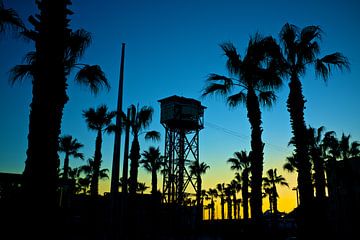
[145,131,160,141]
[258,91,276,108]
[279,23,298,64]
[9,64,34,85]
[137,106,153,130]
[202,83,231,97]
[66,29,92,61]
[0,3,25,33]
[227,91,246,108]
[300,25,322,45]
[219,42,242,75]
[316,53,350,81]
[75,64,110,94]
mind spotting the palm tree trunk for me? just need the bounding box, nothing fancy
[129,135,140,195]
[151,169,157,195]
[246,88,264,221]
[233,195,237,219]
[313,154,326,201]
[287,76,314,238]
[91,130,102,196]
[273,187,278,214]
[63,153,70,180]
[221,198,225,220]
[287,76,314,207]
[242,172,249,220]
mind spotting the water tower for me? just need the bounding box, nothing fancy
[158,95,206,205]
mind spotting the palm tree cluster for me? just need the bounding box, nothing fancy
[202,23,350,234]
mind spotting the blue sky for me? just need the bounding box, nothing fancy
[1,0,359,212]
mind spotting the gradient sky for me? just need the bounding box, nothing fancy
[1,0,359,214]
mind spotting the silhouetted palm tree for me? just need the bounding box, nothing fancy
[216,183,226,220]
[228,178,241,219]
[189,161,210,206]
[128,104,160,196]
[58,135,84,180]
[0,0,24,35]
[79,158,109,194]
[262,168,289,214]
[263,184,273,213]
[283,153,298,174]
[307,126,327,200]
[10,1,109,217]
[224,184,234,219]
[227,150,251,220]
[278,23,349,215]
[83,105,116,196]
[140,146,163,195]
[136,182,149,194]
[206,188,218,220]
[203,35,284,220]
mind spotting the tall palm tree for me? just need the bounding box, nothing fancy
[58,135,84,180]
[203,35,284,219]
[0,0,24,35]
[262,168,289,214]
[227,150,251,220]
[189,161,210,206]
[278,23,349,215]
[9,1,109,218]
[140,146,163,195]
[128,104,160,196]
[83,105,116,196]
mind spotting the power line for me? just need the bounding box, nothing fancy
[205,121,291,154]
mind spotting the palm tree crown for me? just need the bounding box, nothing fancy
[140,146,163,194]
[58,135,84,180]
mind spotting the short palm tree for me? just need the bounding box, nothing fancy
[136,182,149,194]
[227,150,251,220]
[228,177,241,219]
[0,0,24,35]
[278,23,349,212]
[83,104,116,196]
[140,146,163,195]
[203,35,284,220]
[307,126,327,201]
[189,161,210,206]
[262,168,289,214]
[79,158,109,194]
[206,188,218,220]
[128,104,160,196]
[216,183,226,220]
[58,135,84,180]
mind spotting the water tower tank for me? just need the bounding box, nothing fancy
[158,95,206,131]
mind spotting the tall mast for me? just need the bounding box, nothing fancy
[110,43,125,195]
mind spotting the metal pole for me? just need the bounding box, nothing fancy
[109,43,125,240]
[110,43,126,195]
